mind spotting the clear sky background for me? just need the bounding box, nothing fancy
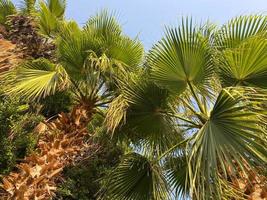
[12,0,267,49]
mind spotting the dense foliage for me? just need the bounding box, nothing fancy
[0,89,44,174]
[56,138,123,200]
[0,0,266,200]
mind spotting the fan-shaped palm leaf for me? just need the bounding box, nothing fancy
[57,11,143,82]
[165,154,189,199]
[187,87,267,199]
[84,9,122,38]
[102,153,170,200]
[39,1,59,37]
[149,18,214,94]
[4,58,69,100]
[217,36,267,88]
[215,15,267,49]
[47,0,66,18]
[106,73,182,155]
[38,0,66,37]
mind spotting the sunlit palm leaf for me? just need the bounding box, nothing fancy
[5,59,69,100]
[19,0,36,15]
[103,153,170,200]
[187,87,267,199]
[107,35,143,69]
[84,9,122,37]
[39,1,59,37]
[215,15,267,49]
[57,11,143,82]
[47,0,66,18]
[149,18,214,94]
[217,37,267,88]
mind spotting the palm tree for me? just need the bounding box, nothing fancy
[0,0,67,37]
[0,10,143,199]
[103,15,267,200]
[1,2,266,198]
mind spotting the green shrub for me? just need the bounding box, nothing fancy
[0,91,44,174]
[55,139,123,200]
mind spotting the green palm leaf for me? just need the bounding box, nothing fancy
[217,37,267,88]
[215,15,267,49]
[106,73,182,154]
[38,0,66,37]
[0,0,16,25]
[19,0,36,15]
[102,153,170,200]
[187,87,267,199]
[149,18,214,94]
[39,1,59,37]
[4,59,69,101]
[107,35,144,69]
[57,11,143,81]
[84,9,122,37]
[165,154,189,199]
[47,0,66,18]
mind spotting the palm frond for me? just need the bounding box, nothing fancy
[107,35,144,69]
[47,0,66,18]
[149,17,214,94]
[217,35,267,88]
[0,0,16,25]
[84,9,122,37]
[165,154,189,199]
[105,73,182,155]
[187,87,267,199]
[38,1,59,37]
[102,153,170,200]
[38,0,66,37]
[19,0,36,15]
[215,15,267,49]
[3,58,69,101]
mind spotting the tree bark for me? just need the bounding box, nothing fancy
[0,105,97,200]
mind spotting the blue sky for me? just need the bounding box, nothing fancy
[12,0,267,49]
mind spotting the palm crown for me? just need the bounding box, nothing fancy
[104,15,267,200]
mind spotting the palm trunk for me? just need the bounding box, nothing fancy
[232,169,267,200]
[1,104,97,200]
[0,39,21,73]
[225,161,267,200]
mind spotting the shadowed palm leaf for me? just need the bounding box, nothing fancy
[103,153,170,200]
[106,73,183,155]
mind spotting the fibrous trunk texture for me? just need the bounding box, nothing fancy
[0,39,21,73]
[233,169,267,200]
[1,15,55,59]
[0,105,96,200]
